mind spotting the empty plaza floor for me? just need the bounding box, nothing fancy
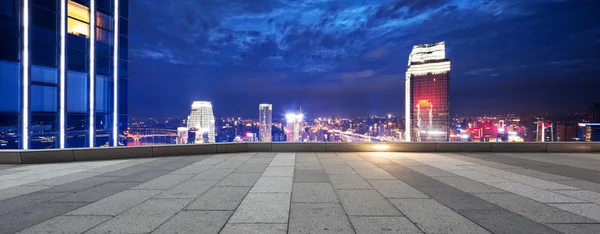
[1,152,600,233]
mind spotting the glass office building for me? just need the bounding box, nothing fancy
[0,0,128,149]
[405,42,450,142]
[187,101,216,143]
[259,104,272,142]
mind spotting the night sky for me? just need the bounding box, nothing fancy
[129,0,600,119]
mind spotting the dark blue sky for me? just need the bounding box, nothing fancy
[129,0,600,119]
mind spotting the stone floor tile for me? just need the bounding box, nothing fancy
[546,224,600,234]
[289,203,353,234]
[487,182,585,203]
[294,162,323,171]
[17,215,111,234]
[152,211,232,234]
[292,183,338,203]
[551,203,600,222]
[52,182,138,203]
[368,180,429,199]
[262,167,295,177]
[186,186,251,210]
[349,216,423,234]
[323,165,357,175]
[0,202,87,234]
[555,190,600,205]
[460,209,560,234]
[68,189,162,216]
[0,185,52,201]
[354,168,397,180]
[155,180,218,199]
[293,170,329,182]
[409,166,458,177]
[217,173,262,187]
[249,176,293,193]
[329,174,372,190]
[228,193,291,223]
[131,174,193,190]
[235,163,269,172]
[337,190,401,216]
[190,168,236,180]
[220,223,287,234]
[435,176,507,194]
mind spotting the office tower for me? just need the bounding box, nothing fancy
[405,42,450,142]
[556,124,576,142]
[259,104,272,142]
[285,113,303,142]
[176,127,188,144]
[577,123,600,142]
[187,101,215,143]
[0,0,129,149]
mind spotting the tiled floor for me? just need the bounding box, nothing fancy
[1,152,600,233]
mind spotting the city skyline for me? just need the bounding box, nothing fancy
[130,0,600,118]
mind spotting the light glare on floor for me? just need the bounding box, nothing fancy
[373,144,390,150]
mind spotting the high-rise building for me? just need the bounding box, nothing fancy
[577,123,600,142]
[405,42,450,142]
[259,104,272,142]
[176,127,188,144]
[0,0,129,149]
[285,113,303,142]
[187,101,215,143]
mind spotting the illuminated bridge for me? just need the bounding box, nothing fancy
[329,130,392,142]
[126,128,178,142]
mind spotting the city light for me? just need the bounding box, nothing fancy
[286,113,304,122]
[372,144,390,150]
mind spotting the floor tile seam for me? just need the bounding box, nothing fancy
[366,155,545,234]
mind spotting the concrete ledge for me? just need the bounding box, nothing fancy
[272,143,326,152]
[0,151,22,164]
[435,143,492,152]
[547,143,593,153]
[391,143,436,152]
[73,146,154,161]
[247,143,272,152]
[216,143,248,153]
[152,144,216,157]
[21,149,74,164]
[326,143,370,152]
[491,143,548,152]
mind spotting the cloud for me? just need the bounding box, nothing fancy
[338,70,376,81]
[365,48,388,58]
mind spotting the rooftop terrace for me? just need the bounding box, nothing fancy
[1,150,600,233]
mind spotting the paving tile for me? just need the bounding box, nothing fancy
[168,164,212,175]
[555,190,600,205]
[320,159,347,165]
[551,203,600,222]
[460,209,561,234]
[354,168,397,180]
[294,162,323,171]
[450,170,512,183]
[558,180,600,194]
[329,174,372,190]
[546,224,600,234]
[389,199,489,234]
[228,193,291,223]
[220,223,287,234]
[27,172,101,186]
[323,165,357,175]
[293,170,329,182]
[131,174,193,190]
[345,160,378,169]
[487,182,585,203]
[247,158,274,163]
[235,163,269,172]
[250,176,293,193]
[253,152,277,158]
[17,215,111,234]
[155,180,218,199]
[496,174,579,190]
[84,199,191,234]
[190,168,236,180]
[0,185,52,201]
[337,190,401,216]
[289,203,353,234]
[435,176,507,194]
[292,183,338,203]
[262,167,294,177]
[367,180,429,199]
[504,168,575,181]
[0,202,87,234]
[152,211,232,234]
[217,173,262,187]
[44,176,118,193]
[68,189,162,216]
[409,166,458,177]
[186,186,251,210]
[349,216,423,234]
[0,192,70,216]
[52,182,138,203]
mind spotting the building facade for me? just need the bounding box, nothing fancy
[0,0,128,149]
[578,123,600,142]
[187,101,215,143]
[285,113,302,142]
[405,42,450,142]
[258,104,272,142]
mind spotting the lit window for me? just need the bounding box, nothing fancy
[67,1,89,38]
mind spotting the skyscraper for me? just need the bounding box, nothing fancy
[285,113,303,142]
[259,104,272,142]
[187,101,215,143]
[405,42,450,142]
[0,0,129,149]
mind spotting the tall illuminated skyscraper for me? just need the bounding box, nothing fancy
[405,42,450,142]
[0,0,129,149]
[187,101,215,143]
[285,113,303,142]
[259,104,272,142]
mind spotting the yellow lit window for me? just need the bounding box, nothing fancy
[67,1,90,38]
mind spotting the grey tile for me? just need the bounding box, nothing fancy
[487,182,585,203]
[68,189,162,216]
[152,211,232,234]
[220,224,287,234]
[190,168,236,180]
[410,166,463,177]
[389,199,489,234]
[345,160,378,169]
[546,224,600,234]
[228,193,291,223]
[0,202,87,234]
[293,170,329,182]
[295,162,323,171]
[17,215,111,234]
[460,209,560,234]
[474,193,594,224]
[551,203,600,222]
[250,176,293,193]
[217,173,262,187]
[435,176,507,194]
[559,180,600,194]
[235,163,269,173]
[337,190,401,216]
[44,176,118,193]
[323,165,357,175]
[168,164,212,175]
[0,192,70,216]
[367,180,429,199]
[349,216,423,234]
[0,185,52,201]
[131,174,193,190]
[52,182,138,203]
[555,190,600,205]
[292,183,338,203]
[329,174,372,190]
[262,167,294,177]
[155,180,218,199]
[253,152,277,158]
[354,168,396,180]
[84,199,191,234]
[28,172,101,186]
[289,203,353,234]
[320,159,347,166]
[186,186,251,210]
